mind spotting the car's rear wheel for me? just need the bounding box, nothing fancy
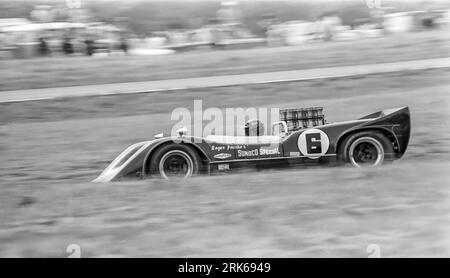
[338,131,393,168]
[148,144,201,179]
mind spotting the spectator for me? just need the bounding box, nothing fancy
[119,37,128,54]
[38,37,50,56]
[84,39,94,56]
[62,36,74,55]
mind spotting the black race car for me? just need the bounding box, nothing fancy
[93,106,410,182]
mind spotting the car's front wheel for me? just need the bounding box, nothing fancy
[338,131,393,167]
[148,144,201,179]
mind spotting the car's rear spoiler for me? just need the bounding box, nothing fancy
[358,107,409,120]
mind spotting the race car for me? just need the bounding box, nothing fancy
[93,106,410,182]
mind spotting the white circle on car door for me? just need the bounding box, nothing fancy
[297,129,330,159]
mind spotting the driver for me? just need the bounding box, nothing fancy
[244,119,265,136]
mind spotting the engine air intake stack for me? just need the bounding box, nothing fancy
[280,107,326,132]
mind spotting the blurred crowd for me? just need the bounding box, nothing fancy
[0,19,131,58]
[36,33,128,57]
[0,2,449,59]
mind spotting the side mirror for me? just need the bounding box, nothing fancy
[176,126,187,137]
[272,121,288,136]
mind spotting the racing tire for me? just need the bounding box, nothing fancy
[338,131,393,168]
[148,144,202,179]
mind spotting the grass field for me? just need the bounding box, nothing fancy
[0,30,449,91]
[0,68,449,257]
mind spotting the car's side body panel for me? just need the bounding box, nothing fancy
[93,107,410,182]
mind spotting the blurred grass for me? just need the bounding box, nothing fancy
[0,162,449,257]
[0,68,449,257]
[0,30,449,91]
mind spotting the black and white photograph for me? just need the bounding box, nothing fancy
[0,0,449,260]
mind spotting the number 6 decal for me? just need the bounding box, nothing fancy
[297,129,330,159]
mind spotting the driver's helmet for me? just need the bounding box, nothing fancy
[244,119,264,136]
